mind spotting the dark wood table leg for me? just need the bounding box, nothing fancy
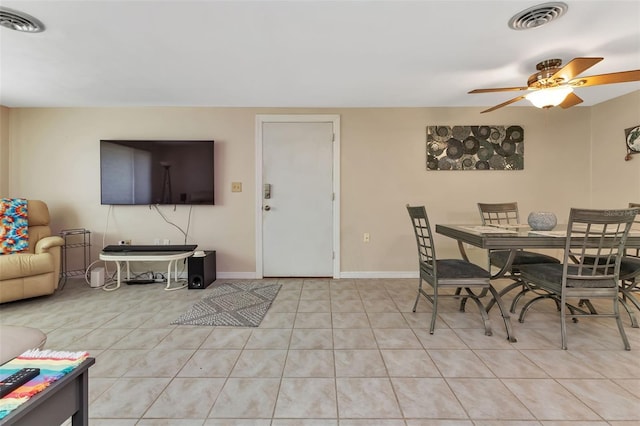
[71,365,90,426]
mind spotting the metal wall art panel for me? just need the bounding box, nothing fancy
[426,125,524,171]
[624,124,640,161]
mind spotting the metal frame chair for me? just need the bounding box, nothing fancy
[477,202,560,313]
[406,204,514,339]
[617,203,640,326]
[579,203,640,327]
[517,207,638,350]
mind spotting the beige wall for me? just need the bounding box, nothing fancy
[0,106,9,196]
[4,93,638,277]
[590,91,640,208]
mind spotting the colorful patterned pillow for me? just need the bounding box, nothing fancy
[0,198,29,254]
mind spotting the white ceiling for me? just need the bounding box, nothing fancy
[1,0,639,109]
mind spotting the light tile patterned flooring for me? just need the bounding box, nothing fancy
[2,277,640,425]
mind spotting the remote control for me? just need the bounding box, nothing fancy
[0,368,40,398]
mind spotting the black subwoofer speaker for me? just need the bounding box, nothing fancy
[188,250,216,289]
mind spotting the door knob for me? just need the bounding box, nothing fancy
[264,205,271,211]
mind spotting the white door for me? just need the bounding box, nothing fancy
[257,116,339,277]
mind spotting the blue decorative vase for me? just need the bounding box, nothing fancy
[527,212,557,231]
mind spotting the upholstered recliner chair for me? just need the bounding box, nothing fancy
[0,200,64,303]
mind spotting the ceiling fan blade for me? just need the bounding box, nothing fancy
[551,57,603,82]
[469,87,528,94]
[480,94,527,113]
[559,92,583,109]
[568,70,640,87]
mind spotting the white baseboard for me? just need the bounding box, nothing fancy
[161,272,259,280]
[165,271,415,280]
[338,271,417,279]
[223,272,417,279]
[216,272,260,280]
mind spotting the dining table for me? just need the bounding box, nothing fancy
[435,223,640,278]
[435,223,640,330]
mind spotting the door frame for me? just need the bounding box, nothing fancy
[255,114,341,279]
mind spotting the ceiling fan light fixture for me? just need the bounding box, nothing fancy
[525,86,573,109]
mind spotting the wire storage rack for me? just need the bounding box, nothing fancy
[59,228,91,289]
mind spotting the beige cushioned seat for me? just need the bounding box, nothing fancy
[0,325,47,365]
[0,200,64,303]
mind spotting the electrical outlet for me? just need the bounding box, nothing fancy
[231,182,242,192]
[363,233,370,243]
[163,239,170,245]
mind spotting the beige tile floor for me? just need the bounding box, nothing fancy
[2,277,640,425]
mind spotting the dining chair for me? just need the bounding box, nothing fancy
[579,203,640,327]
[517,207,638,350]
[406,204,512,337]
[477,202,560,312]
[615,203,640,325]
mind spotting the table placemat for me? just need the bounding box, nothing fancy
[0,349,89,419]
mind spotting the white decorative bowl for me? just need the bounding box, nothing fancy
[527,212,557,231]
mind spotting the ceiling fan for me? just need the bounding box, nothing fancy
[469,57,640,113]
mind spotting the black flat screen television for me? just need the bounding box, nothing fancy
[100,140,215,205]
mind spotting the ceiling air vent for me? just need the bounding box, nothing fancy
[0,6,45,33]
[508,2,568,30]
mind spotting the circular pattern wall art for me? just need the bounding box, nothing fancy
[426,125,524,171]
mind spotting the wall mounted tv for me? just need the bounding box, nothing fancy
[100,140,215,205]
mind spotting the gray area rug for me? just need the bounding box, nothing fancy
[171,281,281,327]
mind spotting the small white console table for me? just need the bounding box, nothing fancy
[99,250,194,291]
